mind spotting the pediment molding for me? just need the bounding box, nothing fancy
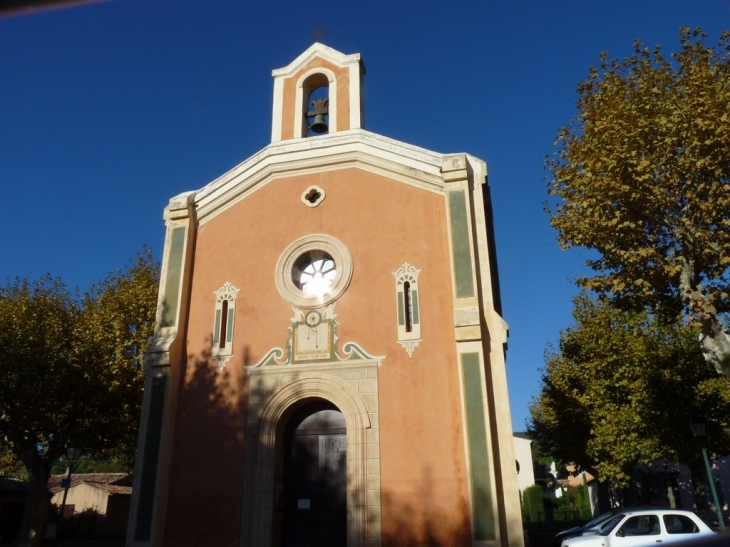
[194,130,447,223]
[271,42,362,79]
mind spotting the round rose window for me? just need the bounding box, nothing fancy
[275,235,353,309]
[293,251,336,295]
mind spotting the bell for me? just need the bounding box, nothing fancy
[310,113,328,133]
[307,97,329,134]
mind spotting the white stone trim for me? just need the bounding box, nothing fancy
[392,263,422,357]
[349,62,363,130]
[271,77,285,143]
[272,42,361,79]
[212,355,232,371]
[442,155,480,314]
[211,282,240,358]
[193,130,446,224]
[301,184,326,207]
[467,153,522,545]
[397,339,420,357]
[145,192,196,366]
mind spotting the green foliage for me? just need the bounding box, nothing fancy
[528,293,730,488]
[537,457,568,480]
[0,248,159,546]
[576,483,592,521]
[553,484,592,522]
[50,456,130,475]
[0,275,83,545]
[554,503,575,521]
[522,483,589,524]
[0,447,27,479]
[0,275,81,466]
[73,247,160,469]
[545,28,730,377]
[521,484,545,523]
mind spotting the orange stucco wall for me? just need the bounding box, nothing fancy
[163,167,474,546]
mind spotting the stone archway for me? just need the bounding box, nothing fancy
[241,368,380,547]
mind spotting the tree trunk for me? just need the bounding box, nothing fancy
[15,459,51,547]
[699,315,730,378]
[679,257,730,378]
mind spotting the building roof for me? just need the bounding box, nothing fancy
[82,482,133,495]
[0,475,29,493]
[48,473,132,495]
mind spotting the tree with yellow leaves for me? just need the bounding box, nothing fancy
[0,250,158,547]
[546,28,730,377]
[529,294,730,491]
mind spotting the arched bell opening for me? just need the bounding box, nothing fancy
[302,73,331,137]
[272,398,347,547]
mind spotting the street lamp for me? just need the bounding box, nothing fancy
[690,417,726,531]
[57,442,82,539]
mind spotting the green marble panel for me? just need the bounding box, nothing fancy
[134,373,168,541]
[448,191,475,298]
[213,309,221,345]
[461,352,495,540]
[397,290,405,326]
[411,290,420,325]
[161,227,185,327]
[226,308,234,343]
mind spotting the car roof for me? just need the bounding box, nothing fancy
[618,509,699,516]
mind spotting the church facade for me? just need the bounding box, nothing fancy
[127,43,523,547]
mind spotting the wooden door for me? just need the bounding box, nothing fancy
[282,406,347,547]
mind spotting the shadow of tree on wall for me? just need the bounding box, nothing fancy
[161,341,249,547]
[53,504,129,543]
[243,371,503,547]
[155,345,517,547]
[379,466,474,547]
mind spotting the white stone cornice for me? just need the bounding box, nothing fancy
[271,43,361,78]
[192,130,450,223]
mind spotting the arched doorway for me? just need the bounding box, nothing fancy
[242,372,379,547]
[281,400,347,547]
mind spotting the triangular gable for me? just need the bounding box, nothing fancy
[190,130,460,224]
[271,42,362,79]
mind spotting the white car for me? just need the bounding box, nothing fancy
[562,508,716,547]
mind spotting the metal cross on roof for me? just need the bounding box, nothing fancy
[309,25,330,42]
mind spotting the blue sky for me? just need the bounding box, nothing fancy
[2,0,729,432]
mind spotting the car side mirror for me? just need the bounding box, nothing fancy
[616,529,624,537]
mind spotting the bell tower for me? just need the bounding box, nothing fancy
[270,43,365,142]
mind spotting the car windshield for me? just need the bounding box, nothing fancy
[585,511,619,529]
[599,515,626,536]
